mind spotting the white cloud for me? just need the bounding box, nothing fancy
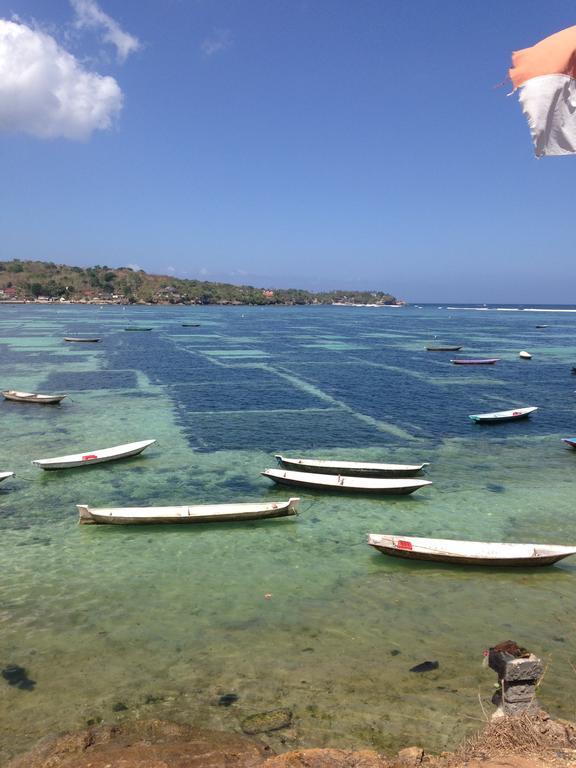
[200,29,231,57]
[70,0,140,63]
[0,19,123,140]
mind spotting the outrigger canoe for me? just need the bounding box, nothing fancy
[367,534,576,567]
[451,358,500,365]
[468,406,538,424]
[0,472,14,483]
[425,345,462,352]
[32,439,156,470]
[275,454,429,477]
[77,497,300,525]
[262,468,432,495]
[2,390,66,404]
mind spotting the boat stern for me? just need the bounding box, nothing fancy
[77,505,96,524]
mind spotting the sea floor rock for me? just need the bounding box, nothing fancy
[241,709,293,735]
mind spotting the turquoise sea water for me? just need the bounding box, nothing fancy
[2,303,576,763]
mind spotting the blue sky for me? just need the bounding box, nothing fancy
[0,0,575,302]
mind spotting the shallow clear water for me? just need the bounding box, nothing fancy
[2,303,576,763]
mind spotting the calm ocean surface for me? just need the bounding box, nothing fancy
[2,303,576,763]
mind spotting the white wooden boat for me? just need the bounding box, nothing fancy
[2,390,66,404]
[0,471,14,483]
[262,468,432,495]
[367,534,576,567]
[64,337,101,343]
[275,454,429,477]
[451,358,501,365]
[32,439,156,470]
[519,350,532,359]
[78,497,300,525]
[468,406,537,423]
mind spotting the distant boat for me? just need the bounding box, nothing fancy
[64,337,101,343]
[124,327,153,332]
[562,438,576,449]
[468,406,538,424]
[274,454,429,477]
[519,351,532,359]
[182,323,201,327]
[77,497,300,525]
[32,439,156,470]
[535,325,548,329]
[261,468,432,495]
[425,345,462,352]
[451,358,500,365]
[366,534,576,567]
[2,390,66,404]
[0,471,14,483]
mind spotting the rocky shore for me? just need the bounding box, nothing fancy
[6,711,576,768]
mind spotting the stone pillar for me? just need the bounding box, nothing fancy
[488,644,543,717]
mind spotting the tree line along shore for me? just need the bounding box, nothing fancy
[0,260,397,307]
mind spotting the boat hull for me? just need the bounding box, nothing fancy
[78,498,299,525]
[367,535,576,566]
[64,338,101,343]
[275,455,428,477]
[469,407,538,424]
[0,472,14,483]
[425,346,462,352]
[451,358,500,365]
[33,439,156,470]
[263,469,431,495]
[2,390,66,404]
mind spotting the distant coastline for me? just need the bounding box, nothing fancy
[0,259,398,307]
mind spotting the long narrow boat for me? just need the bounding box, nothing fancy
[182,323,201,327]
[78,497,300,525]
[0,472,14,483]
[468,406,538,424]
[562,438,576,449]
[32,439,156,470]
[262,469,432,495]
[64,337,101,343]
[275,454,429,477]
[366,534,576,567]
[124,327,153,332]
[2,390,66,404]
[425,345,462,352]
[450,358,501,365]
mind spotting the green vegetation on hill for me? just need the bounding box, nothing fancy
[0,260,397,305]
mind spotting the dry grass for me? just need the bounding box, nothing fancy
[452,710,576,763]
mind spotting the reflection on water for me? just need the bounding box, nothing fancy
[2,304,576,763]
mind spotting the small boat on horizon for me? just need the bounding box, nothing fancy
[182,323,201,327]
[425,345,462,352]
[32,439,156,470]
[274,454,429,477]
[2,390,66,404]
[78,497,300,525]
[124,327,153,332]
[64,337,101,343]
[451,358,500,365]
[262,468,432,495]
[468,406,538,424]
[366,534,576,567]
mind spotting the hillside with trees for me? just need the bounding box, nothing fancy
[0,260,398,306]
